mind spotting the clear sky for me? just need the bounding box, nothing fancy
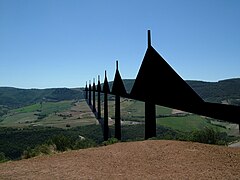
[1,0,240,89]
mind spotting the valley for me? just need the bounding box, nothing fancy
[0,78,240,161]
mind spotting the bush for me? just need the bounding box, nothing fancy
[190,127,227,145]
[102,138,119,146]
[0,152,8,163]
[37,114,47,120]
[22,144,54,159]
[48,134,73,152]
[22,147,38,159]
[74,138,97,150]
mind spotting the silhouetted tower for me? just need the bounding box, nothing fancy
[92,78,96,112]
[148,29,151,47]
[103,71,110,141]
[85,81,88,100]
[87,29,240,140]
[115,94,121,140]
[114,61,121,140]
[88,80,92,105]
[145,31,156,139]
[130,30,156,139]
[97,75,101,119]
[145,100,156,139]
[111,60,127,140]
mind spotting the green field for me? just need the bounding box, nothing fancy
[0,100,97,129]
[156,115,226,132]
[0,96,239,161]
[106,97,237,134]
[108,98,172,121]
[1,83,240,162]
[0,96,237,134]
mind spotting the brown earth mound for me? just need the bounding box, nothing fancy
[1,140,240,179]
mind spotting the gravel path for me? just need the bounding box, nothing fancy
[1,140,240,179]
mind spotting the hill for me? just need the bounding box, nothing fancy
[187,78,240,105]
[1,78,240,125]
[1,78,240,110]
[0,87,84,116]
[0,140,240,179]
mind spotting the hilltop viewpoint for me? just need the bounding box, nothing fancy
[0,140,240,179]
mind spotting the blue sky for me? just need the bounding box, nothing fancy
[0,0,240,89]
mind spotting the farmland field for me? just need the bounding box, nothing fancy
[0,96,239,161]
[156,115,225,132]
[0,96,238,135]
[0,100,97,129]
[106,97,237,134]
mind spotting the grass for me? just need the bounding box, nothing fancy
[0,100,97,129]
[106,98,233,134]
[108,98,172,121]
[0,96,236,135]
[157,114,226,132]
[0,96,239,161]
[39,101,72,115]
[15,103,41,113]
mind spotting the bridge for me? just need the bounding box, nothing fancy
[85,30,240,141]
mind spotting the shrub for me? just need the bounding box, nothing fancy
[74,138,97,150]
[22,147,38,159]
[190,127,227,145]
[37,114,47,120]
[48,134,73,152]
[102,138,119,146]
[0,152,8,163]
[22,144,54,159]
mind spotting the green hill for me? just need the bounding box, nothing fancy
[0,87,84,116]
[0,78,240,161]
[1,77,240,116]
[186,78,240,105]
[1,78,240,108]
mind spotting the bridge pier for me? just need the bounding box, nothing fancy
[104,90,109,141]
[145,100,156,140]
[92,79,96,112]
[97,75,101,119]
[88,81,91,106]
[115,94,121,140]
[103,71,110,141]
[85,82,88,100]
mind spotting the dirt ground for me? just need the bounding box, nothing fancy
[1,140,240,180]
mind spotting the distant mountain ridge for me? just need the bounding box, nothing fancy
[0,87,84,109]
[186,78,240,105]
[0,78,240,110]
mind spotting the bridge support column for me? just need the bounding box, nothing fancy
[85,82,88,100]
[92,79,96,112]
[88,81,92,106]
[104,91,109,141]
[145,100,156,139]
[115,94,121,140]
[97,76,101,119]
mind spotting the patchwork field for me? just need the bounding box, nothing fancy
[1,96,238,135]
[107,97,239,135]
[0,100,98,129]
[0,96,240,162]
